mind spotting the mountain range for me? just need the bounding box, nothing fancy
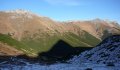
[0,9,120,57]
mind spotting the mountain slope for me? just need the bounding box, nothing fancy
[70,35,120,64]
[0,42,23,56]
[0,9,120,56]
[0,34,37,56]
[64,19,120,39]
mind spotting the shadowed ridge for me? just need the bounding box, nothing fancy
[38,40,93,62]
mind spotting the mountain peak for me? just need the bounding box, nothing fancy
[4,9,31,14]
[2,9,35,19]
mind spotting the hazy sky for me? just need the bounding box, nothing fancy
[0,0,120,23]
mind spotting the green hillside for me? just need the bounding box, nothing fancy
[0,34,36,56]
[21,31,101,55]
[0,31,101,56]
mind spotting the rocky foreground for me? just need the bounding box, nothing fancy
[69,35,120,65]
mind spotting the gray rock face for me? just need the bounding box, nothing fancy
[69,35,120,64]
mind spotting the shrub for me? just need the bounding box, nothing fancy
[106,62,115,66]
[85,68,92,70]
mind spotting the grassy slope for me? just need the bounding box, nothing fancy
[0,31,101,56]
[62,31,101,47]
[0,34,36,56]
[21,31,101,55]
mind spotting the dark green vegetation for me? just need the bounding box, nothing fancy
[0,31,101,57]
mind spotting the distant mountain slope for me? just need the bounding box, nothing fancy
[70,35,120,64]
[0,9,120,56]
[0,10,119,40]
[64,19,120,39]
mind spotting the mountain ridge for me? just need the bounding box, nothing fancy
[0,10,120,39]
[0,10,120,56]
